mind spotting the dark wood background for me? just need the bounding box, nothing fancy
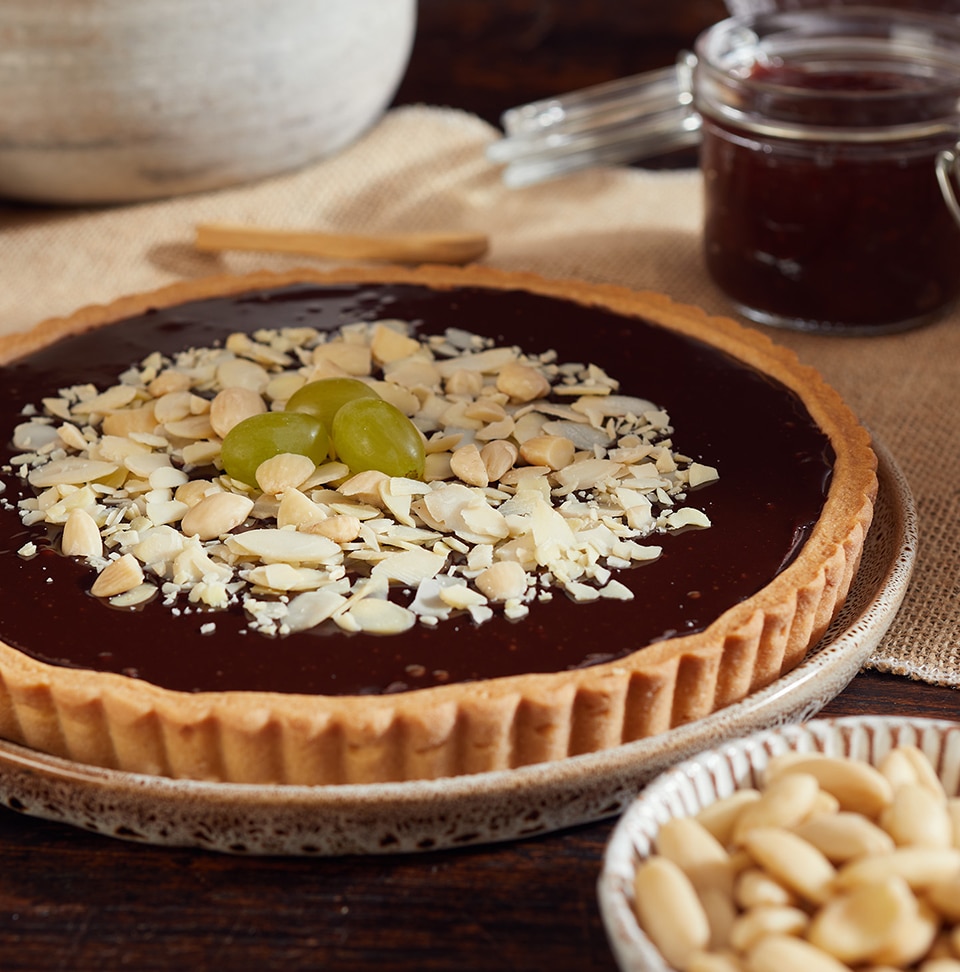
[395,0,727,125]
[1,3,956,970]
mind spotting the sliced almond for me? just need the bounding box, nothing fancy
[346,597,416,635]
[225,528,342,565]
[28,457,119,489]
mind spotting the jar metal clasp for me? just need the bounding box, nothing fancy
[936,143,960,229]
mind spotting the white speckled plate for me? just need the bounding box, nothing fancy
[598,715,960,972]
[0,441,915,855]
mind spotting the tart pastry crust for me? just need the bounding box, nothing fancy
[0,266,877,784]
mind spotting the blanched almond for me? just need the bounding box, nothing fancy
[175,479,220,508]
[496,361,551,402]
[304,514,362,543]
[61,508,103,559]
[807,877,917,965]
[91,554,144,598]
[834,847,960,891]
[733,773,821,843]
[729,905,808,953]
[688,952,745,972]
[255,453,316,495]
[868,899,939,967]
[741,828,836,905]
[180,492,255,541]
[880,783,953,848]
[369,321,421,363]
[765,754,894,818]
[634,856,711,971]
[926,873,960,921]
[793,811,895,863]
[518,434,575,471]
[697,791,762,846]
[480,439,518,482]
[892,746,947,802]
[734,869,796,909]
[746,934,850,972]
[657,816,736,896]
[209,386,266,437]
[463,399,507,423]
[450,443,489,488]
[444,368,484,397]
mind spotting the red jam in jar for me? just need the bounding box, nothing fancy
[694,10,960,334]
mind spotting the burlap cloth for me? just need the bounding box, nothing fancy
[1,105,957,687]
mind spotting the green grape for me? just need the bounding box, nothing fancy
[220,411,328,487]
[332,398,425,480]
[285,377,381,432]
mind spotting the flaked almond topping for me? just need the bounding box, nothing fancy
[12,317,719,638]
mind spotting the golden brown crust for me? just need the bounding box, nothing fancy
[0,266,877,784]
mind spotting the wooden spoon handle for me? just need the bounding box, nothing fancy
[195,223,489,265]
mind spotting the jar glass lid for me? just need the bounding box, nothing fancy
[485,53,700,187]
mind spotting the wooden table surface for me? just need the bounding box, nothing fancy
[1,3,956,969]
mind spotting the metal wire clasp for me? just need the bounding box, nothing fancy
[936,143,960,228]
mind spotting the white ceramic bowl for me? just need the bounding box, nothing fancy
[0,0,415,204]
[598,716,960,972]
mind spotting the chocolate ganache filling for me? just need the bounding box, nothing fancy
[0,284,833,696]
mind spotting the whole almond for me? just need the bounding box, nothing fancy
[181,492,255,541]
[91,554,144,598]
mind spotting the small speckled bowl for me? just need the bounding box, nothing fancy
[598,716,960,972]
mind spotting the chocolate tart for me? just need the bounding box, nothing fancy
[0,266,877,785]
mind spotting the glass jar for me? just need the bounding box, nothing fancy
[695,9,960,334]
